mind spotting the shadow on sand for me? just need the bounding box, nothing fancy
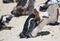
[37,31,50,36]
[47,22,60,26]
[0,27,12,31]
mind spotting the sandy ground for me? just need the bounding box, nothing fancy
[0,0,60,41]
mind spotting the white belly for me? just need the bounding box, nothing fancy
[39,11,49,20]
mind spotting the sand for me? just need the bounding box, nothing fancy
[0,0,60,41]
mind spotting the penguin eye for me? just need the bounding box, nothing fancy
[39,6,48,11]
[39,6,44,11]
[6,18,10,21]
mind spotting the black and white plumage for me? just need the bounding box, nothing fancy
[19,2,59,38]
[0,15,13,30]
[45,0,60,5]
[11,0,35,17]
[19,3,49,38]
[20,14,38,38]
